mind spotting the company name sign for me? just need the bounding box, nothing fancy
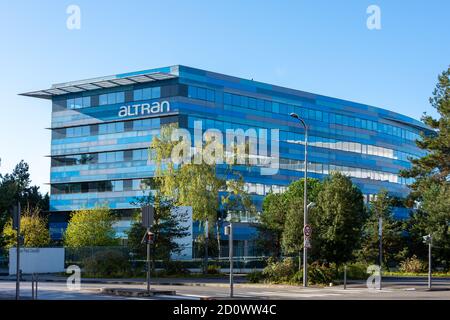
[118,100,171,118]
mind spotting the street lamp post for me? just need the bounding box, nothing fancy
[290,113,309,287]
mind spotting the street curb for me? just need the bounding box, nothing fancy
[100,287,176,297]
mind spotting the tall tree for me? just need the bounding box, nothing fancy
[0,161,49,249]
[401,66,450,193]
[127,191,190,264]
[280,178,323,256]
[311,172,367,267]
[258,192,287,258]
[358,190,406,269]
[399,67,450,268]
[64,206,118,248]
[2,206,51,249]
[408,183,450,268]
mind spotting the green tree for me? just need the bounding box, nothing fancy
[358,190,406,269]
[400,66,450,193]
[64,207,118,248]
[280,178,323,256]
[0,161,49,248]
[127,192,190,264]
[399,67,450,269]
[311,172,367,267]
[408,183,450,268]
[258,192,287,258]
[3,207,51,249]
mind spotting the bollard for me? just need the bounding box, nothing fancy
[31,276,34,299]
[35,274,38,300]
[31,274,39,300]
[344,266,347,290]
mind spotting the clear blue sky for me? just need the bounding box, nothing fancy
[0,0,449,194]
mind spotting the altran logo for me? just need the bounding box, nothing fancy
[118,101,170,118]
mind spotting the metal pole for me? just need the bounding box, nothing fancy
[146,228,151,293]
[428,235,432,290]
[15,202,21,300]
[379,217,383,290]
[204,219,208,274]
[302,120,308,288]
[344,266,347,290]
[289,114,309,287]
[229,223,234,298]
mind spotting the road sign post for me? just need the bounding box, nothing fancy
[379,216,383,290]
[225,223,233,298]
[12,203,21,300]
[141,206,154,293]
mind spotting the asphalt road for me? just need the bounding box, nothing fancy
[1,277,450,300]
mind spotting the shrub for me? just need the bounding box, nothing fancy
[165,260,191,276]
[262,257,296,283]
[290,270,303,284]
[83,250,131,277]
[340,262,368,280]
[247,270,264,283]
[399,255,427,273]
[308,262,336,285]
[207,265,222,275]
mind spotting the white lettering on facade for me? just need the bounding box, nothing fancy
[118,101,171,118]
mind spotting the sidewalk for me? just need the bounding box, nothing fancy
[0,274,249,287]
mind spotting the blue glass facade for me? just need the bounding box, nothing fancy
[23,65,431,242]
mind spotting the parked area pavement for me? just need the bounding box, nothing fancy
[1,276,450,300]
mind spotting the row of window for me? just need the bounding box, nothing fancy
[187,116,421,162]
[134,87,161,101]
[279,158,414,185]
[188,85,215,102]
[223,92,421,142]
[51,179,145,195]
[67,97,91,109]
[66,86,162,109]
[284,133,419,162]
[59,118,162,139]
[51,149,151,167]
[99,92,125,106]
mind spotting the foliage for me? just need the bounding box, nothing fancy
[246,270,264,283]
[193,234,219,258]
[82,250,131,277]
[3,206,51,249]
[259,178,322,257]
[164,260,191,276]
[127,192,190,262]
[357,190,406,269]
[406,183,450,268]
[64,206,118,248]
[206,264,222,275]
[281,197,305,255]
[262,257,297,283]
[221,174,256,222]
[0,161,49,248]
[399,255,427,274]
[308,262,336,285]
[400,66,450,191]
[311,172,367,266]
[151,125,225,225]
[339,262,368,280]
[258,192,287,258]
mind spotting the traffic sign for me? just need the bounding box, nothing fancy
[304,237,312,249]
[304,224,312,238]
[142,205,154,228]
